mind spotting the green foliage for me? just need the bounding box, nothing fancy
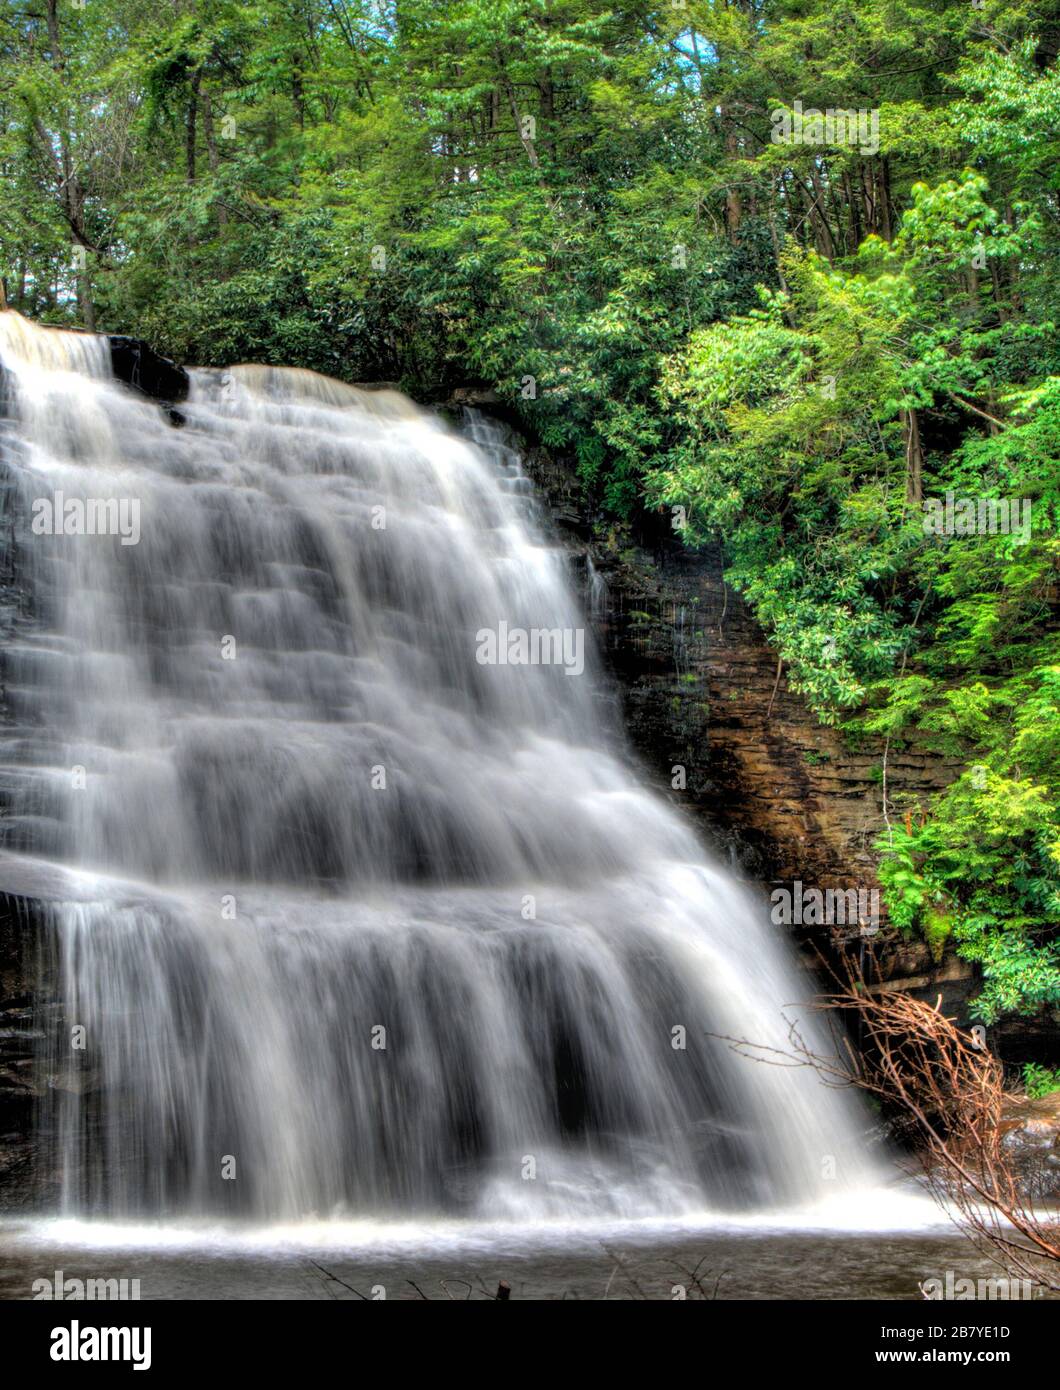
[1022,1063,1060,1099]
[646,23,1060,1017]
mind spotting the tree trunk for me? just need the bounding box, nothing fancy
[902,408,923,507]
[76,257,96,332]
[186,70,202,182]
[724,118,742,240]
[202,90,228,227]
[876,157,894,240]
[292,56,305,129]
[808,164,837,259]
[844,171,863,247]
[504,80,540,167]
[861,161,878,236]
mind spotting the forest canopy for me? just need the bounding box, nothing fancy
[2,0,1058,1021]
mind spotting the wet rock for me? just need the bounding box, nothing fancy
[1000,1092,1060,1197]
[0,890,61,1210]
[447,386,501,407]
[108,336,189,403]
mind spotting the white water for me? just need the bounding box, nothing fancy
[0,312,883,1231]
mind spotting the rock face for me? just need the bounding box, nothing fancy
[512,429,986,1019]
[0,893,56,1211]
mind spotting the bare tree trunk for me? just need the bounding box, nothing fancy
[808,163,837,259]
[860,162,875,234]
[75,261,95,331]
[186,69,201,182]
[539,69,555,159]
[844,171,863,247]
[292,56,305,129]
[504,79,540,167]
[902,407,923,507]
[724,118,742,240]
[876,156,894,240]
[201,90,228,227]
[988,258,1010,325]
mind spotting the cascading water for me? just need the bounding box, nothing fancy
[0,311,877,1228]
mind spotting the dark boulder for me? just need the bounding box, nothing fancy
[108,336,189,404]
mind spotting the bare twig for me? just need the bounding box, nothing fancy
[720,952,1060,1290]
[309,1260,369,1300]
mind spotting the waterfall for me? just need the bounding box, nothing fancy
[0,311,876,1226]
